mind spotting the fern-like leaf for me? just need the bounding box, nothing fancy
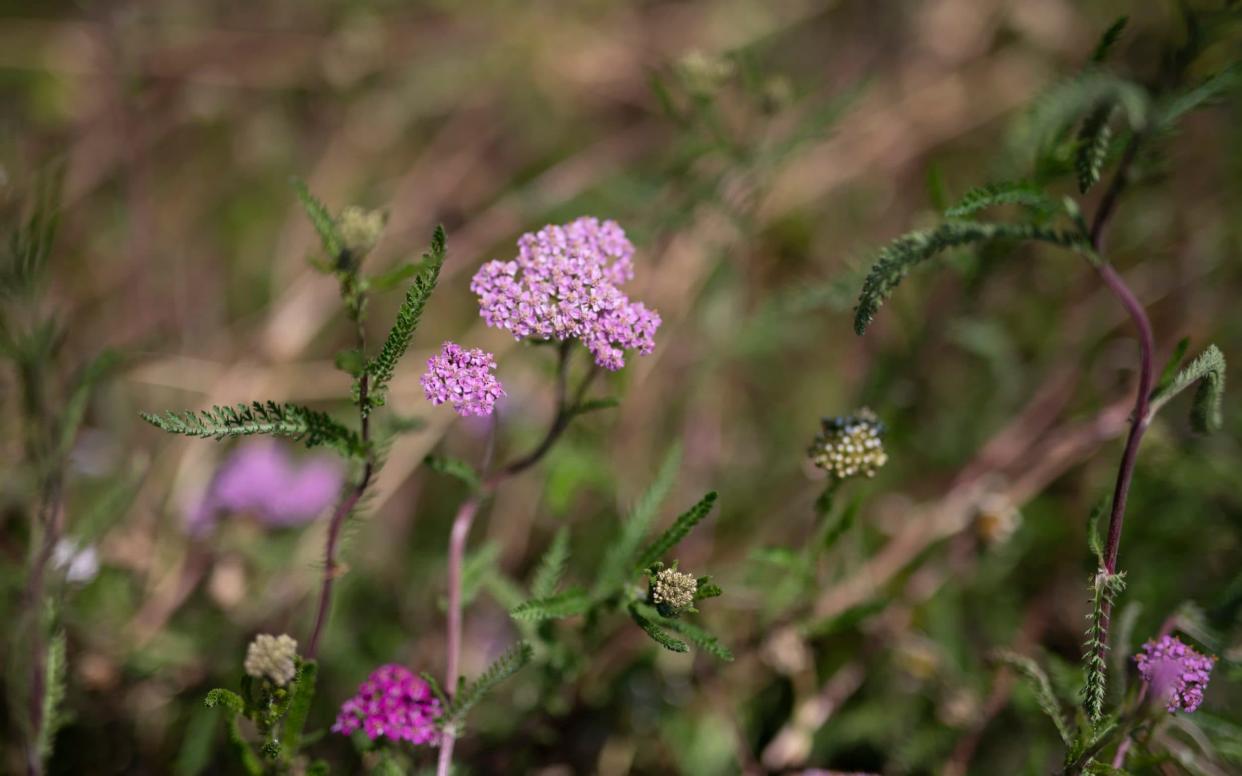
[1081,570,1127,723]
[140,401,362,457]
[628,603,688,653]
[594,444,682,597]
[1157,62,1242,130]
[1086,498,1108,567]
[530,526,570,599]
[36,630,67,767]
[1147,344,1225,432]
[634,491,719,573]
[365,225,447,412]
[291,178,343,261]
[1075,104,1114,193]
[1017,71,1149,154]
[446,641,533,725]
[992,649,1073,745]
[510,588,592,621]
[853,221,1092,335]
[424,454,481,491]
[944,181,1057,219]
[632,602,732,660]
[280,660,317,756]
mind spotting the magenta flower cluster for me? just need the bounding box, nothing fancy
[331,664,442,745]
[470,217,661,370]
[1134,634,1215,713]
[420,341,505,417]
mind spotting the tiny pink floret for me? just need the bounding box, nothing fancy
[420,341,505,417]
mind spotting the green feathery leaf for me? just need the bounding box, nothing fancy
[854,221,1092,334]
[365,225,447,412]
[424,454,482,491]
[1157,61,1242,130]
[1081,570,1127,723]
[510,588,592,621]
[140,401,363,457]
[1017,71,1149,154]
[634,491,719,573]
[36,630,67,767]
[446,641,533,725]
[530,526,571,599]
[944,181,1058,219]
[1075,104,1115,193]
[594,444,682,597]
[1153,337,1191,397]
[280,660,317,757]
[2,166,63,299]
[695,578,723,601]
[632,602,732,660]
[628,603,688,653]
[567,397,621,419]
[205,689,262,776]
[992,649,1073,746]
[1086,498,1108,568]
[1147,344,1225,432]
[291,178,343,261]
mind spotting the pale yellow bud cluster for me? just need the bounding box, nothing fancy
[808,409,888,480]
[650,567,698,612]
[243,633,298,686]
[336,206,386,258]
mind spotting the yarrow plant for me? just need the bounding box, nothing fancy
[244,634,299,687]
[331,665,442,745]
[1134,635,1216,714]
[846,14,1233,774]
[808,408,888,481]
[471,217,661,370]
[420,341,505,417]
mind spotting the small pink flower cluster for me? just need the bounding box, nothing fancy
[1134,634,1215,713]
[470,217,661,370]
[331,664,442,745]
[420,341,505,417]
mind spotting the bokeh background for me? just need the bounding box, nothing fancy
[2,0,1241,773]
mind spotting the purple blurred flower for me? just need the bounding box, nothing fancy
[470,216,661,370]
[187,441,344,534]
[1134,634,1215,713]
[331,664,441,745]
[420,341,505,417]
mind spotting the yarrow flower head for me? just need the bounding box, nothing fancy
[420,341,505,417]
[243,633,299,687]
[1134,635,1215,713]
[649,563,699,617]
[470,217,661,371]
[336,205,386,261]
[331,664,442,745]
[808,408,888,480]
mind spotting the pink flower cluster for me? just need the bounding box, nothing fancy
[470,217,661,370]
[331,664,442,745]
[420,341,505,417]
[1134,634,1215,713]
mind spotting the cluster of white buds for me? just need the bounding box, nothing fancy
[243,633,299,687]
[650,564,698,616]
[336,205,386,260]
[974,491,1021,546]
[808,408,889,480]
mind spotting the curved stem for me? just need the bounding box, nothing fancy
[437,345,597,775]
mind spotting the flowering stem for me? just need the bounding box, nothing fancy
[306,304,375,660]
[437,343,595,776]
[1087,133,1155,701]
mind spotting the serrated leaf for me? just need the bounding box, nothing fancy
[1086,497,1108,568]
[530,526,570,599]
[594,444,682,597]
[365,225,446,413]
[634,491,718,572]
[447,641,532,725]
[140,401,363,457]
[204,688,246,715]
[36,630,67,766]
[424,454,481,491]
[944,181,1057,219]
[628,604,688,653]
[281,660,317,755]
[1075,104,1114,193]
[291,178,343,261]
[510,588,592,621]
[992,649,1072,745]
[632,602,732,660]
[1147,344,1225,432]
[853,221,1093,335]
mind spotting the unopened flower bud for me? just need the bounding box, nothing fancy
[650,565,698,616]
[336,206,386,260]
